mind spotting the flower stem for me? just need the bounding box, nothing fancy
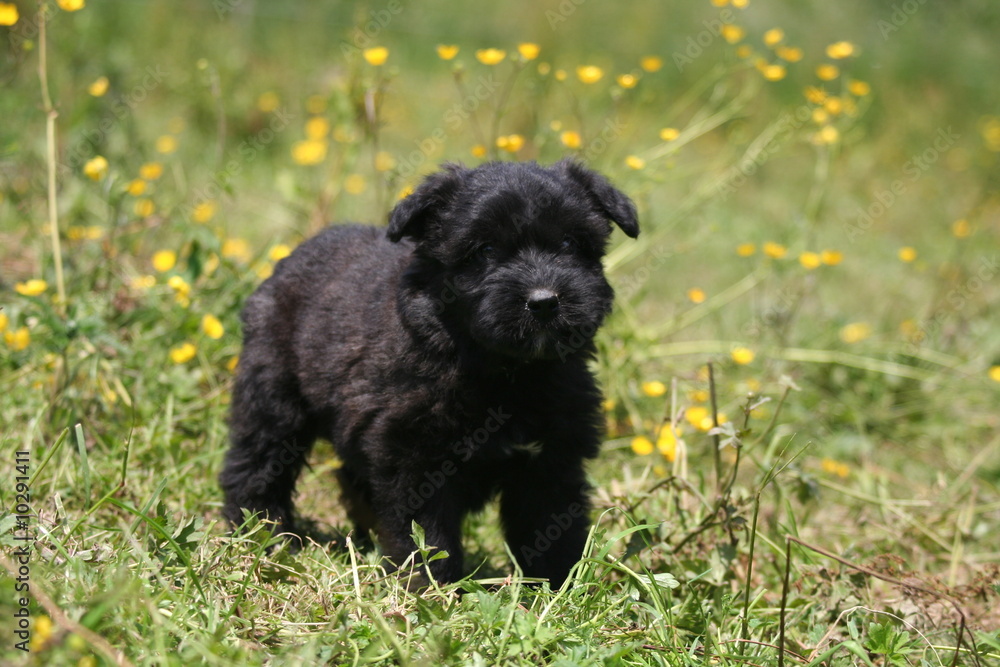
[39,7,66,313]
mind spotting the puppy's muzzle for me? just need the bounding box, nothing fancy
[526,288,560,323]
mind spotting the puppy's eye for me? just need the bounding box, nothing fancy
[475,245,496,262]
[560,236,577,252]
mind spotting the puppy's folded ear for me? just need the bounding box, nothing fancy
[557,159,639,238]
[387,163,467,242]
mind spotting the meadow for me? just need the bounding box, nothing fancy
[1,0,999,664]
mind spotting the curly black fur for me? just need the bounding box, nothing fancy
[220,160,638,587]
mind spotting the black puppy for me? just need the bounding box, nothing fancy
[220,160,638,587]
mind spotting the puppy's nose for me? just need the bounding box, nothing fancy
[526,288,559,322]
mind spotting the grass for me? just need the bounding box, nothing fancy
[2,0,1000,665]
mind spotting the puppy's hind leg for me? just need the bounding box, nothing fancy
[220,359,314,537]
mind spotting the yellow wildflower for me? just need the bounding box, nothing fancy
[732,0,748,7]
[777,46,803,62]
[631,436,654,456]
[799,251,821,269]
[131,275,156,290]
[192,201,216,223]
[0,3,19,26]
[126,179,147,196]
[721,24,745,43]
[152,250,176,273]
[227,356,240,372]
[156,135,177,154]
[821,249,843,265]
[763,28,784,46]
[496,134,525,153]
[5,327,30,351]
[471,144,487,158]
[989,366,1000,383]
[639,56,662,72]
[517,43,540,60]
[576,65,604,84]
[736,243,756,257]
[201,314,224,340]
[689,389,709,403]
[761,64,787,81]
[659,127,679,141]
[305,117,330,140]
[684,406,709,429]
[29,615,53,651]
[898,246,917,262]
[269,244,292,262]
[731,347,755,365]
[687,287,706,304]
[814,125,839,145]
[475,48,506,65]
[554,69,567,81]
[821,457,850,478]
[812,109,830,124]
[88,76,109,97]
[804,86,828,104]
[641,381,667,397]
[825,41,855,59]
[657,425,680,461]
[951,219,971,238]
[375,151,396,172]
[83,156,108,181]
[15,279,48,296]
[139,162,163,180]
[816,64,839,81]
[839,322,871,344]
[560,131,582,149]
[291,139,327,165]
[257,91,280,113]
[0,311,7,332]
[736,44,753,59]
[616,73,638,89]
[222,238,251,263]
[170,342,197,364]
[848,80,871,96]
[344,174,367,194]
[57,0,85,10]
[363,47,389,66]
[134,198,155,217]
[762,241,787,259]
[436,45,459,60]
[625,155,646,170]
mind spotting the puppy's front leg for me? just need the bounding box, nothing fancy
[499,459,591,588]
[370,467,466,584]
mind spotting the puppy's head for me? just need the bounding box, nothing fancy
[388,160,638,360]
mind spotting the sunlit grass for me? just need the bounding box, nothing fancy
[1,1,999,665]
